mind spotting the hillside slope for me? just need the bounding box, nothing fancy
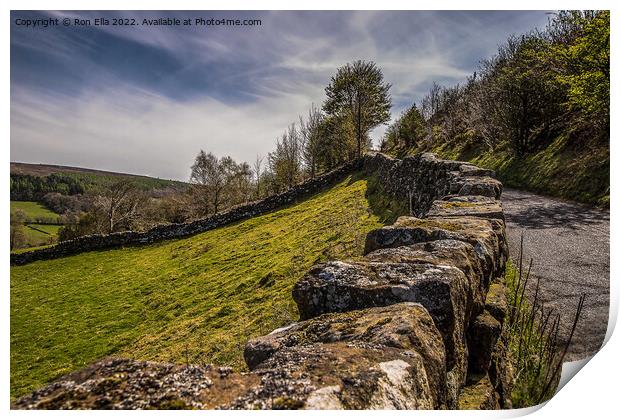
[10,173,385,398]
[10,162,186,197]
[408,136,609,207]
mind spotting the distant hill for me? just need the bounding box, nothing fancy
[10,162,188,198]
[11,162,186,185]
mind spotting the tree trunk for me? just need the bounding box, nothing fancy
[356,101,362,158]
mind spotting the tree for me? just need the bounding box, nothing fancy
[323,60,392,158]
[95,180,144,233]
[253,154,264,199]
[421,82,442,121]
[382,104,427,151]
[190,150,225,216]
[268,123,303,191]
[547,11,609,132]
[58,212,99,241]
[299,105,324,179]
[189,150,257,216]
[315,114,357,171]
[228,160,253,204]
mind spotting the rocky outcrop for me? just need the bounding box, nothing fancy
[12,152,513,410]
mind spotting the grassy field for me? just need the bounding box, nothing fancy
[10,201,60,223]
[11,201,63,248]
[10,173,385,398]
[23,224,62,246]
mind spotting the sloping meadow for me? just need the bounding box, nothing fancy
[11,173,385,398]
[12,153,524,409]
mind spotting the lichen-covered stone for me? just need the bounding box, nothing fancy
[362,152,472,217]
[427,196,505,222]
[449,176,503,199]
[292,260,471,405]
[458,374,500,410]
[457,165,496,178]
[487,324,514,408]
[236,342,444,409]
[241,303,449,409]
[364,216,507,281]
[485,282,509,325]
[245,303,440,368]
[365,240,487,316]
[11,358,260,410]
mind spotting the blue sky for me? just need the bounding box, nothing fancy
[11,10,551,180]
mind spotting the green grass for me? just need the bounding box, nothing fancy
[10,201,60,223]
[10,174,385,398]
[20,224,63,248]
[10,244,54,254]
[504,259,563,407]
[28,224,62,236]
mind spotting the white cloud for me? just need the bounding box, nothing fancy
[11,84,325,181]
[11,11,551,178]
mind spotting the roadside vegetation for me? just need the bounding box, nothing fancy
[381,11,609,206]
[10,174,385,398]
[505,238,584,407]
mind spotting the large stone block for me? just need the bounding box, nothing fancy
[365,240,487,316]
[364,216,508,281]
[466,311,502,375]
[236,341,444,409]
[449,177,503,199]
[292,259,471,403]
[427,196,505,222]
[485,282,509,325]
[243,303,449,409]
[458,374,500,410]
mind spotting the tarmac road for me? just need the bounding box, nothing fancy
[501,188,610,362]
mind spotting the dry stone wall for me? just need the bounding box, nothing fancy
[12,153,512,410]
[10,159,365,266]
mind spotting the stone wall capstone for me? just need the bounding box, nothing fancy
[12,153,513,410]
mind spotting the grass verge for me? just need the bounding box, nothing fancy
[504,237,585,407]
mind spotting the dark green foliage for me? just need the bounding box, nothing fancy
[381,104,426,152]
[10,174,85,201]
[324,60,392,157]
[384,11,609,206]
[314,114,358,172]
[10,170,185,202]
[547,11,609,127]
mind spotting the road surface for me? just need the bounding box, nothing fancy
[501,188,610,362]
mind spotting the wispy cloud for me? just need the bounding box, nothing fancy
[11,10,551,179]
